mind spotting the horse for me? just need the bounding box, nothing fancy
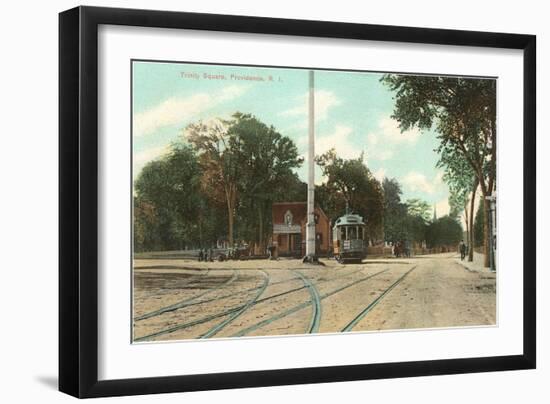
[394,241,402,258]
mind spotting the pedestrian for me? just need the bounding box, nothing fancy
[198,248,203,262]
[208,248,213,262]
[267,245,275,260]
[459,240,466,261]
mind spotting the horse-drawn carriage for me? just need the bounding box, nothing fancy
[392,240,411,258]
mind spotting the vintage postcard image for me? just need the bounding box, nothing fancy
[132,61,497,343]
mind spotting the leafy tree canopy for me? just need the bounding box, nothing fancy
[426,215,463,248]
[381,74,496,197]
[315,149,384,240]
[406,198,432,223]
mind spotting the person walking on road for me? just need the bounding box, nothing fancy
[459,240,467,261]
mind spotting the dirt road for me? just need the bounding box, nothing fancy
[132,253,496,342]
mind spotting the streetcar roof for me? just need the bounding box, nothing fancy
[333,214,366,227]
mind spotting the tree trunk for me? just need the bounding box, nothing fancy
[198,214,203,248]
[258,205,264,252]
[225,185,236,247]
[482,197,491,267]
[468,181,478,262]
[476,173,491,268]
[463,203,469,257]
[226,193,235,247]
[227,206,234,247]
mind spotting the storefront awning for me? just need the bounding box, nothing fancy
[273,224,301,234]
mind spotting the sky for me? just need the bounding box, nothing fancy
[132,61,451,217]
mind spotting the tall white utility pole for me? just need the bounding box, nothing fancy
[305,70,316,260]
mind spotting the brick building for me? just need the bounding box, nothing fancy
[271,202,331,257]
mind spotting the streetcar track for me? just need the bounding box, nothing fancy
[133,267,373,341]
[293,271,321,333]
[134,272,301,322]
[134,270,268,342]
[134,265,208,271]
[135,265,326,272]
[134,305,243,342]
[341,266,417,332]
[229,268,391,338]
[199,270,270,339]
[134,267,365,322]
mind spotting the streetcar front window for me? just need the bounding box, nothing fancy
[348,226,356,240]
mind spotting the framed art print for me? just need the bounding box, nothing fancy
[59,6,536,398]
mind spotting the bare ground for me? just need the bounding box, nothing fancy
[132,253,496,342]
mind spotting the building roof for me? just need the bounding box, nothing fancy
[272,202,329,225]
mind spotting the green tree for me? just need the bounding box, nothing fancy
[404,198,431,245]
[133,145,204,251]
[382,178,407,243]
[426,216,463,249]
[185,113,304,249]
[381,179,430,246]
[133,197,158,252]
[316,149,384,242]
[439,147,478,261]
[382,75,496,266]
[277,173,307,203]
[405,214,428,245]
[185,118,241,246]
[474,198,485,248]
[314,182,343,222]
[229,113,303,249]
[134,113,305,252]
[406,198,432,223]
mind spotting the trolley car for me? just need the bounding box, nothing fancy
[332,211,367,263]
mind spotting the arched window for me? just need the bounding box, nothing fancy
[284,210,293,226]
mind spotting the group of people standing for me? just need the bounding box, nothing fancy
[198,248,214,262]
[392,241,411,258]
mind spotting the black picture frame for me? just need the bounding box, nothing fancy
[59,6,536,398]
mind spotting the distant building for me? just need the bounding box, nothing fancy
[271,202,331,257]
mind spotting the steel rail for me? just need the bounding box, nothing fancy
[133,267,371,341]
[199,270,270,339]
[134,270,268,343]
[134,271,301,323]
[134,267,365,322]
[294,271,322,333]
[341,266,417,332]
[230,268,391,338]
